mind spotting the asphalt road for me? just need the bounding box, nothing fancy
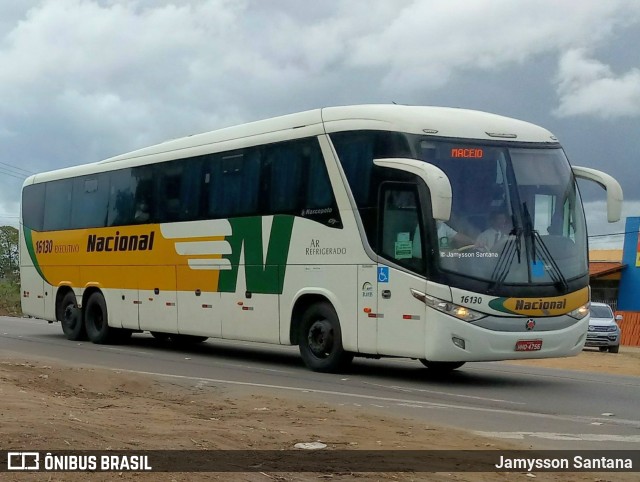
[2,315,639,450]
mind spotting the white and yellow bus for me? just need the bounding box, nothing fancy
[19,105,622,372]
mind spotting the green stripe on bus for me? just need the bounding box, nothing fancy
[23,228,50,284]
[219,215,294,294]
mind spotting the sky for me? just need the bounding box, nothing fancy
[1,0,639,249]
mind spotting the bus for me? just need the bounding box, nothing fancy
[19,105,623,373]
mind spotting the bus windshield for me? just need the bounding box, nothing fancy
[411,137,588,287]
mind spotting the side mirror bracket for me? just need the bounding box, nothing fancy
[572,166,623,222]
[373,158,452,221]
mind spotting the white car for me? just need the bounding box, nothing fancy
[585,302,622,353]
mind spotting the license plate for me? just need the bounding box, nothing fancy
[515,339,543,351]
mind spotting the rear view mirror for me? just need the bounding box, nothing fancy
[615,314,623,321]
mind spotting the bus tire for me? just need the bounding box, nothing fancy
[58,291,86,341]
[419,359,465,372]
[84,292,116,344]
[299,302,353,373]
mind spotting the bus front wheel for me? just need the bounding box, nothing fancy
[419,359,465,372]
[58,291,86,341]
[299,302,353,373]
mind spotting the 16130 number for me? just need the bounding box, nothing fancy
[35,239,53,254]
[460,295,482,304]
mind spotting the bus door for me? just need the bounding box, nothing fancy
[357,264,378,354]
[376,183,427,357]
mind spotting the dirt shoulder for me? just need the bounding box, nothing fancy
[1,353,638,482]
[501,345,640,376]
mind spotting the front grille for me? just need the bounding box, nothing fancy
[588,325,610,332]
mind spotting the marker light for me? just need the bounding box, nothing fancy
[452,337,466,349]
[411,289,485,322]
[568,302,590,320]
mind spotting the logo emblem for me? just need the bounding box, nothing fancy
[377,266,389,283]
[525,319,536,331]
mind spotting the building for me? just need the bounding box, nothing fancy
[617,217,640,311]
[589,249,624,310]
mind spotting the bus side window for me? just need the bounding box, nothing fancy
[22,183,45,231]
[108,169,136,226]
[178,159,202,221]
[207,149,260,219]
[71,174,109,229]
[264,143,304,214]
[132,166,154,224]
[43,179,72,231]
[304,141,334,207]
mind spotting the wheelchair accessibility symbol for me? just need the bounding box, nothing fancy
[377,266,389,283]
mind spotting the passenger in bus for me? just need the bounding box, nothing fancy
[134,200,150,223]
[475,211,510,251]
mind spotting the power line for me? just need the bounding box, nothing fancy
[588,231,638,239]
[0,168,28,181]
[0,161,35,176]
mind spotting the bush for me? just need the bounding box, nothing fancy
[0,279,21,316]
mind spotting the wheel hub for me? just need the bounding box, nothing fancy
[307,320,333,358]
[63,305,77,326]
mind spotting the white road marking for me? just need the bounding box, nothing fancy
[474,431,640,443]
[112,368,640,429]
[397,403,427,409]
[362,381,526,405]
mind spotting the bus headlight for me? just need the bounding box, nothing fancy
[411,289,485,322]
[568,303,589,320]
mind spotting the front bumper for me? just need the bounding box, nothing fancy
[585,333,620,348]
[424,308,589,362]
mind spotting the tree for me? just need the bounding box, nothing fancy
[0,225,19,281]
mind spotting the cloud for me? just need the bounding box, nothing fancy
[1,0,640,216]
[554,49,640,119]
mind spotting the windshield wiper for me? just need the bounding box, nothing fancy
[522,202,569,293]
[488,215,521,293]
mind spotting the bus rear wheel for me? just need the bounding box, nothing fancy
[58,291,86,341]
[419,359,465,372]
[84,292,119,344]
[299,302,353,373]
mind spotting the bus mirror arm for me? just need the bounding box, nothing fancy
[572,166,623,223]
[373,158,452,221]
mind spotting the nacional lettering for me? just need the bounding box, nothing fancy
[87,231,155,253]
[515,298,566,311]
